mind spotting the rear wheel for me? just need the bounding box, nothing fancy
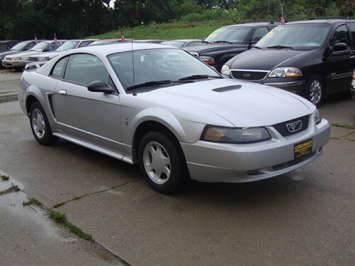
[303,75,323,106]
[29,102,59,145]
[138,131,187,194]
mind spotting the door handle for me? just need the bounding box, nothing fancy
[59,89,67,95]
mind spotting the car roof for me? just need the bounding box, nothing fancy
[286,18,355,25]
[223,22,279,28]
[164,39,201,42]
[57,43,176,57]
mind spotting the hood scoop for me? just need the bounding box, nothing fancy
[213,85,241,92]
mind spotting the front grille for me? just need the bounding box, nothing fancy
[273,115,309,137]
[230,69,268,80]
[28,57,39,62]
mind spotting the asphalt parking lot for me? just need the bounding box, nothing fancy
[0,69,354,265]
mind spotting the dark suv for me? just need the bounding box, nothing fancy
[183,22,278,72]
[221,19,355,106]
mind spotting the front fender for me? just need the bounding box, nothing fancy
[124,107,205,147]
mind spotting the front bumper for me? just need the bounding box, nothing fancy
[2,59,28,68]
[181,117,330,183]
[351,84,355,103]
[263,80,305,95]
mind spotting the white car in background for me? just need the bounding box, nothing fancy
[2,40,66,70]
[18,43,330,194]
[25,39,97,69]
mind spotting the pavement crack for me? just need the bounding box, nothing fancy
[52,178,141,209]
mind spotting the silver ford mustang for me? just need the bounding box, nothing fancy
[18,43,330,194]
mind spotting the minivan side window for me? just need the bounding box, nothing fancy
[346,22,355,48]
[331,25,351,47]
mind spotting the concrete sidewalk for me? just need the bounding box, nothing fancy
[0,177,126,266]
[0,71,128,266]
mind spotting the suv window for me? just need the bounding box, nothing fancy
[204,26,252,44]
[252,27,269,42]
[347,22,355,48]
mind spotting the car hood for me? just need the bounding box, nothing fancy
[5,51,38,58]
[228,48,314,69]
[0,50,23,57]
[184,43,246,54]
[29,51,60,59]
[140,79,314,127]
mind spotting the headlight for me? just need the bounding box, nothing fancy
[201,126,271,143]
[221,65,231,76]
[269,67,302,78]
[199,56,215,65]
[313,109,322,124]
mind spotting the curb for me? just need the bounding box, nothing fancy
[0,93,18,103]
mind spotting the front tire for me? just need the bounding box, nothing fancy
[138,131,188,194]
[29,102,59,145]
[303,75,323,106]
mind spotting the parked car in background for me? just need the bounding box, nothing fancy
[0,40,20,52]
[0,40,38,68]
[351,70,355,103]
[18,43,330,194]
[161,39,202,48]
[183,22,278,72]
[221,19,355,106]
[2,40,66,70]
[25,39,97,69]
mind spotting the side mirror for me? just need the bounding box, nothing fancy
[332,42,347,52]
[87,80,114,93]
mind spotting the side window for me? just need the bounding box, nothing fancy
[331,25,351,47]
[187,41,202,47]
[78,41,93,47]
[347,22,355,48]
[26,42,36,50]
[252,27,269,42]
[64,54,109,85]
[51,57,68,78]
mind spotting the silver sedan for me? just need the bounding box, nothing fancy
[18,43,330,194]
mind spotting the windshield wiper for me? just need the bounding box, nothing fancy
[266,45,293,49]
[178,75,222,81]
[126,80,171,91]
[213,40,233,44]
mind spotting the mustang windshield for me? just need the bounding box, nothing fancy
[108,48,220,91]
[256,24,330,50]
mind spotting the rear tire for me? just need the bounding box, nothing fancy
[138,131,188,194]
[29,102,59,145]
[303,75,323,106]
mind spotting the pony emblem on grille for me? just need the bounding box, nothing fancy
[286,120,302,133]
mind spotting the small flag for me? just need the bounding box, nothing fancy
[34,34,38,43]
[54,33,58,43]
[280,16,285,25]
[121,31,124,42]
[280,7,285,25]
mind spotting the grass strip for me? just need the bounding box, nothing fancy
[48,210,93,241]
